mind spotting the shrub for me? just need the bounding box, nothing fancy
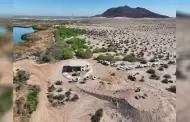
[62,48,73,59]
[146,69,155,74]
[76,49,93,59]
[123,54,137,62]
[128,75,136,81]
[163,64,168,68]
[48,85,56,92]
[14,70,30,84]
[41,55,51,63]
[158,67,164,71]
[71,94,79,102]
[65,91,71,97]
[166,85,176,93]
[21,34,30,41]
[53,94,65,101]
[93,47,108,53]
[149,74,160,80]
[110,73,116,76]
[140,59,147,64]
[163,74,171,79]
[149,58,156,62]
[27,85,40,114]
[55,80,63,85]
[57,88,63,92]
[91,108,103,122]
[168,80,174,83]
[96,54,114,62]
[161,79,168,84]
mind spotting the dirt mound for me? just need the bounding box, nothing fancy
[79,87,174,122]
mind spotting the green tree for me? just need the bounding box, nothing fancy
[62,48,73,59]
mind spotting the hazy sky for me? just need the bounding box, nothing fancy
[0,0,189,17]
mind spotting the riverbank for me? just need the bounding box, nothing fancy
[14,29,55,58]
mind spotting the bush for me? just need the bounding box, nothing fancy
[123,54,137,62]
[168,80,173,83]
[54,94,65,100]
[158,67,164,71]
[91,108,103,122]
[62,48,73,59]
[166,85,176,93]
[27,85,40,114]
[163,74,171,79]
[48,85,56,92]
[55,27,87,41]
[41,55,51,63]
[14,70,30,84]
[163,64,168,68]
[71,94,79,102]
[140,59,147,64]
[161,79,168,84]
[96,54,114,62]
[57,88,63,92]
[76,49,93,59]
[146,69,155,74]
[111,73,116,76]
[93,47,108,53]
[55,80,63,85]
[21,34,30,41]
[149,74,160,80]
[65,91,71,98]
[149,58,156,62]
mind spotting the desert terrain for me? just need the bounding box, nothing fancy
[13,18,176,122]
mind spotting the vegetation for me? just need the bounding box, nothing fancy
[0,87,12,120]
[21,34,30,41]
[163,74,171,79]
[42,27,91,62]
[76,49,93,59]
[13,69,30,84]
[123,54,137,62]
[41,55,51,63]
[32,24,51,30]
[66,38,87,50]
[161,78,169,84]
[27,85,40,114]
[62,48,74,59]
[146,69,155,74]
[166,85,176,93]
[95,54,114,62]
[71,94,79,102]
[55,27,87,41]
[91,108,103,122]
[93,47,113,53]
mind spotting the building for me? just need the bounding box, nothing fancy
[62,60,90,72]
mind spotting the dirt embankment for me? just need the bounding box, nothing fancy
[14,29,55,56]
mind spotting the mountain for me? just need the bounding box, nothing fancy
[94,5,169,18]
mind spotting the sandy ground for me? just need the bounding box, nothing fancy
[13,18,176,122]
[13,59,175,122]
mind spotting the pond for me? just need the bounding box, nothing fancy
[0,27,8,35]
[13,27,35,44]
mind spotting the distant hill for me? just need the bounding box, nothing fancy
[94,5,169,18]
[176,11,190,18]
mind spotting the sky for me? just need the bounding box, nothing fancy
[0,0,189,17]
